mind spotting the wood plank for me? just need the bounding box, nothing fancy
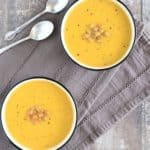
[141,0,150,150]
[142,0,150,34]
[142,0,150,22]
[0,1,8,47]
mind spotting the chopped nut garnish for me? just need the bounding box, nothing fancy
[26,106,48,125]
[82,24,109,43]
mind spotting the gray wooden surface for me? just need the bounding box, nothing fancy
[0,0,150,150]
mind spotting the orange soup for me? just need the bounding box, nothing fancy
[2,78,76,150]
[62,0,135,69]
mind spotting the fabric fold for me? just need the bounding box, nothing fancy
[62,23,150,150]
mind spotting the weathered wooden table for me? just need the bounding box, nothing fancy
[0,0,150,149]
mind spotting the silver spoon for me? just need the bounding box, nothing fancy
[0,21,54,55]
[5,0,69,41]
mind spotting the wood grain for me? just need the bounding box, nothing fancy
[140,1,150,150]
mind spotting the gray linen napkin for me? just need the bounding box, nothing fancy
[0,1,148,150]
[62,23,150,150]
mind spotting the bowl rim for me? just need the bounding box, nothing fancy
[61,0,136,71]
[1,77,78,150]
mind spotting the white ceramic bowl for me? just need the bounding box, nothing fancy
[1,78,77,150]
[61,0,136,70]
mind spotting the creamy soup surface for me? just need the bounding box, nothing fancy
[4,79,76,150]
[63,0,134,68]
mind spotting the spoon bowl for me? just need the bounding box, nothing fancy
[46,0,69,13]
[30,21,54,41]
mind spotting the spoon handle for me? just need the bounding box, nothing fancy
[0,37,30,55]
[4,10,46,41]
